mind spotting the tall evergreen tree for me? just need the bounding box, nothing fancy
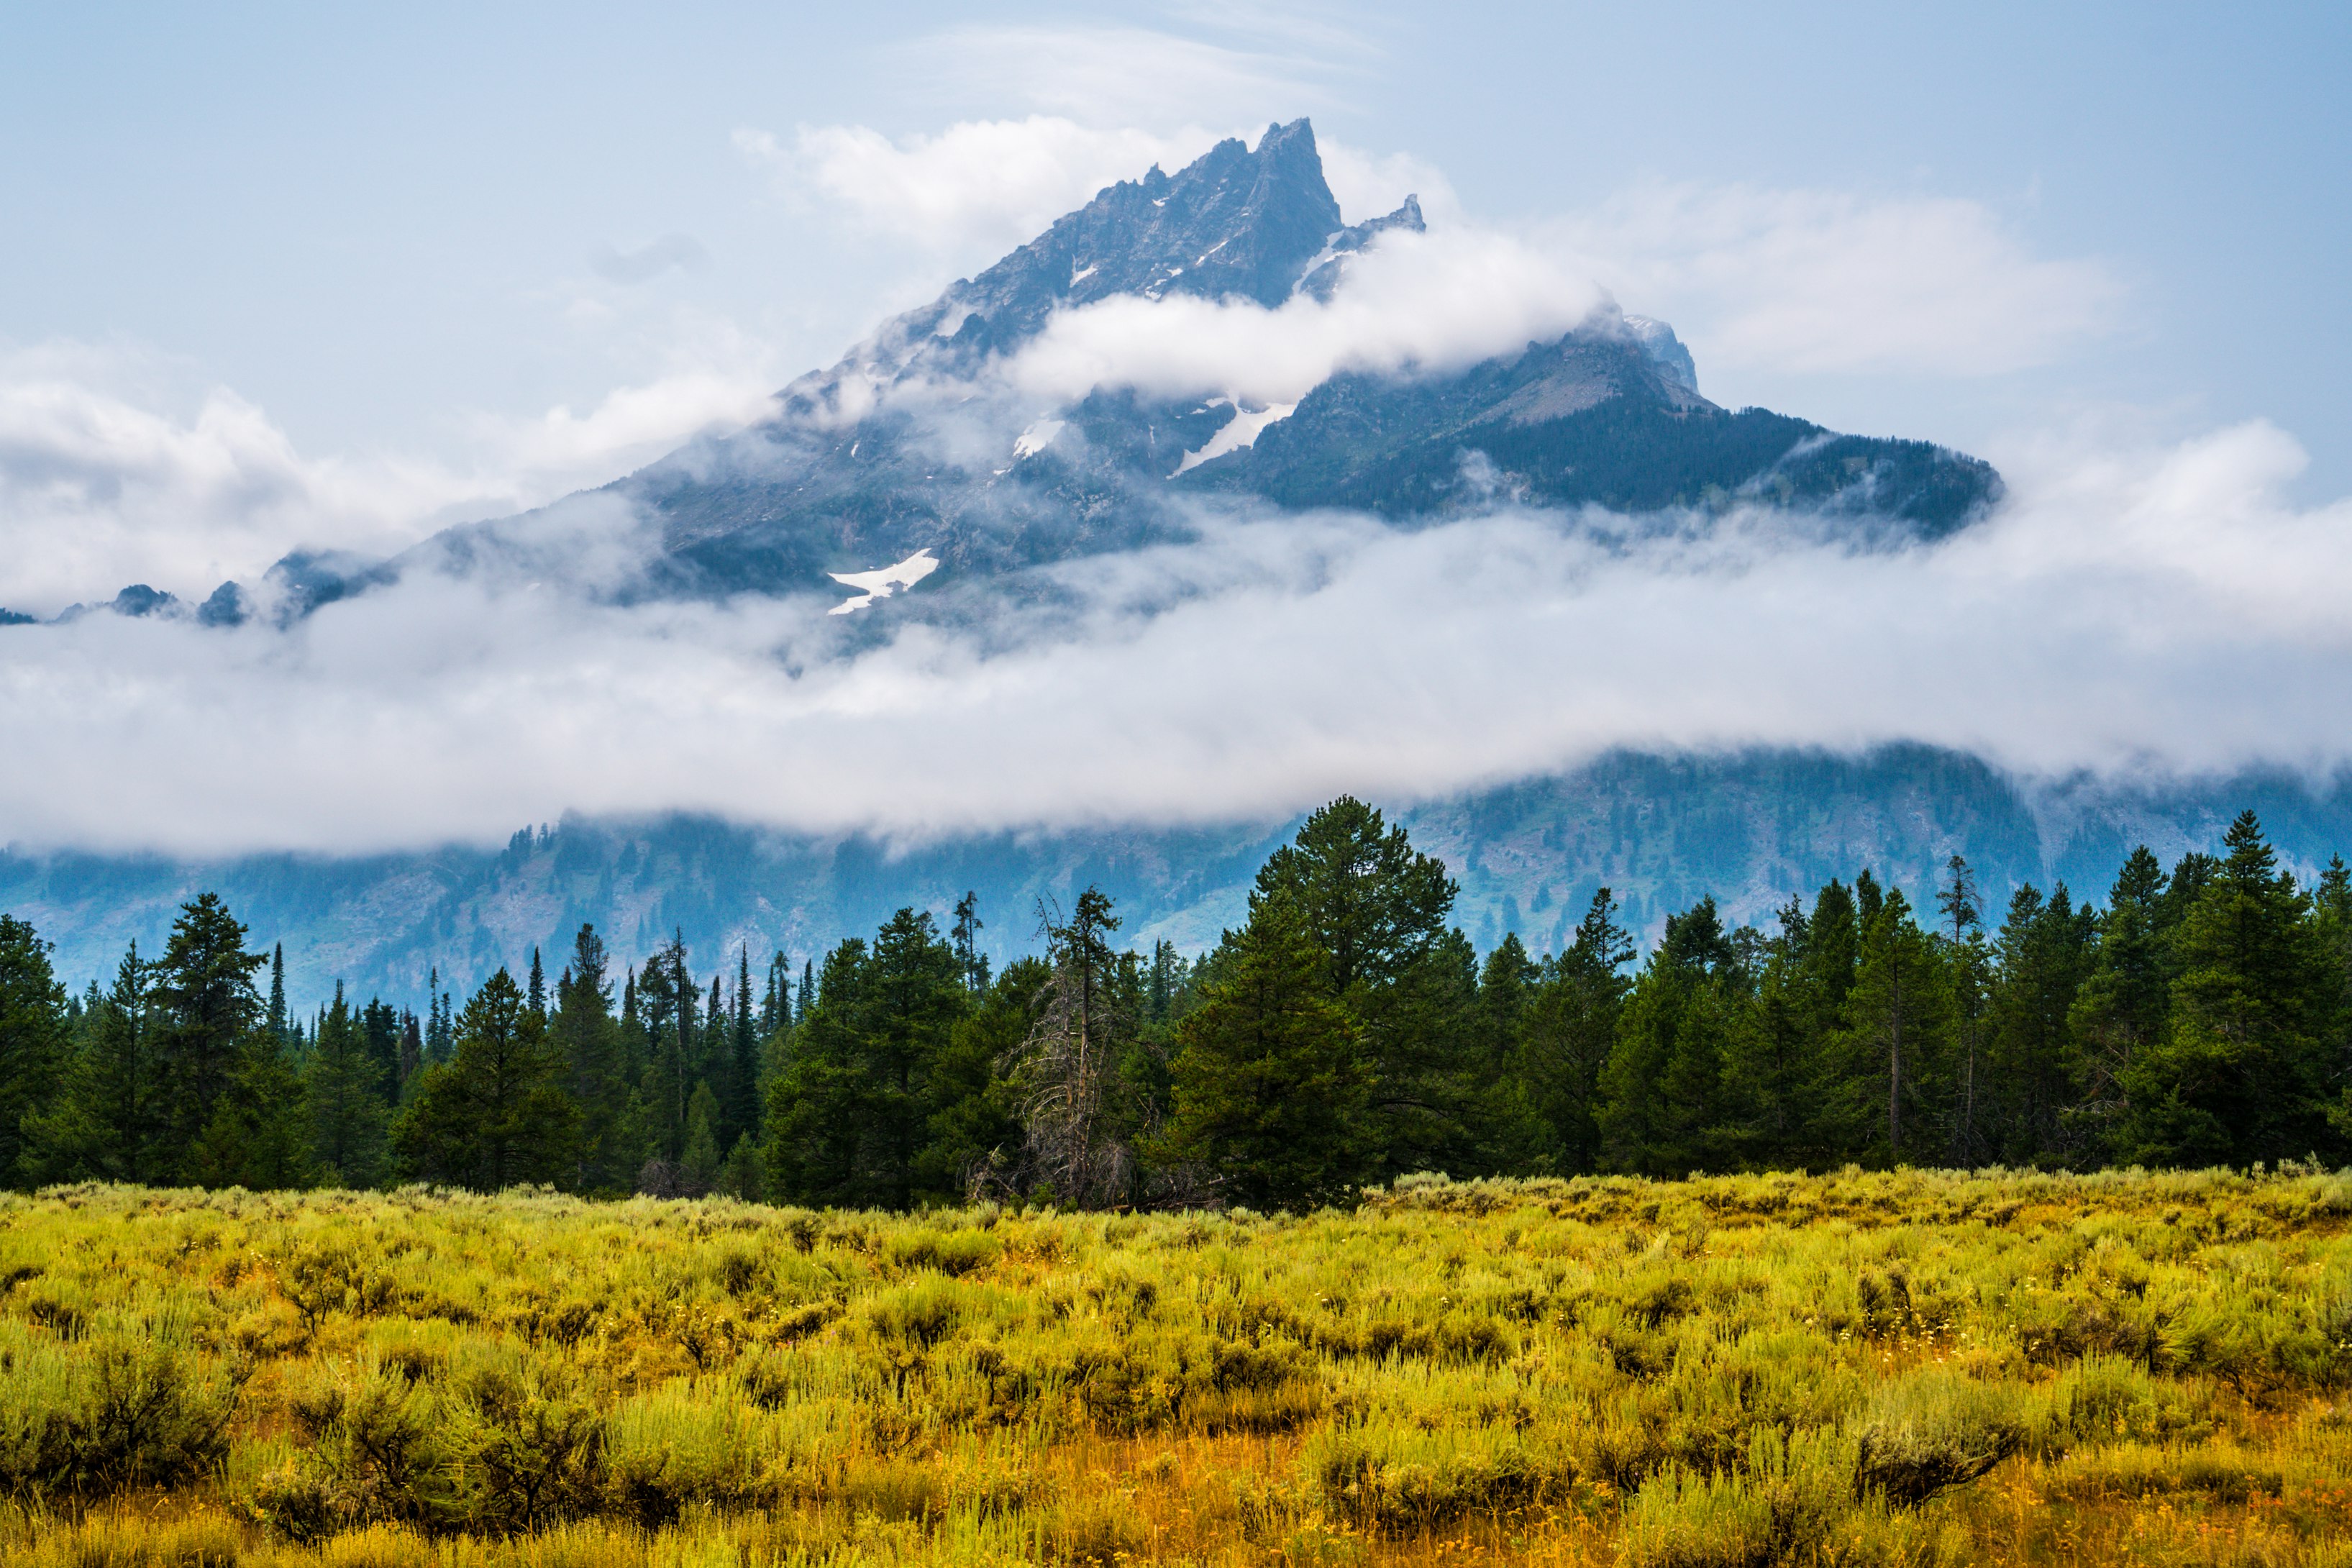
[0,915,70,1188]
[393,969,579,1190]
[2121,812,2333,1164]
[1516,889,1634,1174]
[729,947,760,1147]
[1158,892,1369,1209]
[952,892,991,993]
[1837,889,1957,1163]
[147,893,300,1188]
[22,940,155,1184]
[306,982,388,1188]
[267,944,288,1042]
[1986,884,2097,1162]
[552,924,631,1193]
[1007,890,1139,1205]
[2071,847,2172,1154]
[1598,898,1743,1174]
[1253,798,1480,1179]
[1718,897,1830,1170]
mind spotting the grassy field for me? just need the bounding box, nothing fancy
[6,1172,2352,1567]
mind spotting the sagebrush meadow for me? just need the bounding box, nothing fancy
[7,1169,2352,1565]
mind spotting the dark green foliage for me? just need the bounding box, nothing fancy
[1159,893,1369,1209]
[1515,890,1634,1174]
[553,925,634,1195]
[306,983,388,1188]
[0,915,69,1186]
[393,970,578,1190]
[2120,813,2335,1165]
[766,911,973,1208]
[12,804,2352,1203]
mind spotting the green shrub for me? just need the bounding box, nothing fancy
[0,1330,235,1498]
[1618,1426,1855,1568]
[1853,1368,2027,1505]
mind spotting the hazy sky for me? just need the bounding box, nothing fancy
[5,3,2352,857]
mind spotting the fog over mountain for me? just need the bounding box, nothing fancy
[6,120,2352,1003]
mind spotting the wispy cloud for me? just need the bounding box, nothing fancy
[1559,182,2125,378]
[737,117,1227,259]
[587,234,711,287]
[0,334,780,615]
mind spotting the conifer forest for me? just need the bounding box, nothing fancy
[6,800,2352,1566]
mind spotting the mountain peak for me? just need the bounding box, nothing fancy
[995,116,1343,316]
[808,118,1352,400]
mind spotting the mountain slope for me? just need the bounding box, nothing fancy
[608,118,2001,603]
[10,748,2349,1012]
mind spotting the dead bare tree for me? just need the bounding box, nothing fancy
[1000,888,1136,1208]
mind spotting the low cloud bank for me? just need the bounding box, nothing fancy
[2,419,2348,858]
[0,340,780,617]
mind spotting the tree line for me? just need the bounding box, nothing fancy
[1,799,2348,1208]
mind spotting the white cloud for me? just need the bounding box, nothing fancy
[1319,140,1459,227]
[6,420,2352,857]
[0,337,780,615]
[999,224,1608,407]
[737,117,1226,260]
[1560,183,2125,377]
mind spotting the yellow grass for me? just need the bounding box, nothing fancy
[5,1166,2352,1564]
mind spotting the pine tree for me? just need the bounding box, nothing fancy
[1253,798,1479,1180]
[306,982,388,1188]
[1517,889,1634,1174]
[0,914,71,1187]
[1717,896,1832,1170]
[527,948,547,1021]
[680,1082,723,1195]
[767,912,969,1208]
[920,958,1043,1200]
[1598,898,1741,1174]
[267,944,288,1042]
[149,893,291,1187]
[1157,893,1369,1209]
[798,960,815,1024]
[952,892,991,993]
[2121,812,2333,1164]
[2071,847,2171,1154]
[397,1011,424,1095]
[424,968,455,1067]
[730,947,760,1149]
[1008,890,1136,1206]
[552,924,630,1194]
[393,969,579,1190]
[635,935,697,1162]
[22,941,153,1184]
[1986,884,2097,1162]
[1837,889,1957,1163]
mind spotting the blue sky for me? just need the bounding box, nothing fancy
[1,1,2344,524]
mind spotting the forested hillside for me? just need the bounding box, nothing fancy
[6,796,2349,1203]
[12,744,2352,1022]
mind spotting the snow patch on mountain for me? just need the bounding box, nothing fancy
[828,548,939,614]
[1174,399,1298,475]
[1013,419,1066,460]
